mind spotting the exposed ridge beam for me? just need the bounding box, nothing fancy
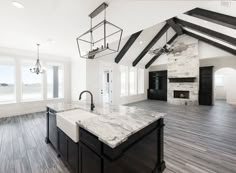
[115,30,142,64]
[186,8,236,30]
[145,34,178,69]
[167,19,183,35]
[175,18,236,46]
[184,30,236,55]
[132,23,170,67]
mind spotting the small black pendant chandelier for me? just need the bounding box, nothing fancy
[76,2,123,59]
[30,44,44,75]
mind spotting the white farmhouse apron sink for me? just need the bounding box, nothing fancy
[56,109,97,143]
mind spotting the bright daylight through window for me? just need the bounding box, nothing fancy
[22,62,43,101]
[120,65,128,97]
[129,67,137,95]
[215,75,224,86]
[138,68,144,94]
[0,59,15,103]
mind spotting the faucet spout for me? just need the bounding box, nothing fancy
[79,90,95,111]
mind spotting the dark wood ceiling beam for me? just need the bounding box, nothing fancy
[114,30,142,63]
[145,34,178,69]
[183,30,236,55]
[132,23,170,67]
[175,18,236,46]
[186,8,236,30]
[167,19,183,35]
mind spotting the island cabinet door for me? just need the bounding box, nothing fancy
[68,139,79,173]
[103,131,157,173]
[58,129,79,173]
[102,121,164,173]
[79,142,102,173]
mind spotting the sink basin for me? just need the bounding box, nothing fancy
[57,109,97,143]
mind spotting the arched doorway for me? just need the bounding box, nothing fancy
[214,68,236,105]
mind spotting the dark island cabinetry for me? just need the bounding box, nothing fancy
[46,107,79,173]
[79,143,102,173]
[58,129,79,173]
[46,104,165,173]
[79,118,165,173]
[148,71,167,101]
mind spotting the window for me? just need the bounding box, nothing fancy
[22,62,43,101]
[0,59,15,103]
[215,75,224,86]
[129,67,137,95]
[47,64,64,99]
[138,68,145,94]
[120,65,128,96]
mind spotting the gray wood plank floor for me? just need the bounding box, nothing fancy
[0,112,70,173]
[128,100,236,173]
[0,100,236,173]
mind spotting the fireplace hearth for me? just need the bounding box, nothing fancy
[174,90,190,99]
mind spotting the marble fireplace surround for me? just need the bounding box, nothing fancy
[167,35,199,105]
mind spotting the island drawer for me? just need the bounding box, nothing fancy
[79,128,102,154]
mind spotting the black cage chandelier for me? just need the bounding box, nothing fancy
[76,2,123,59]
[30,44,44,75]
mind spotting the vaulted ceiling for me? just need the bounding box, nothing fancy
[110,1,236,69]
[0,0,210,57]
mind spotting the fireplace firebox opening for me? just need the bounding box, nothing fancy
[174,90,190,99]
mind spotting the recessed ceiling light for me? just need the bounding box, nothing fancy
[139,41,143,44]
[12,1,24,9]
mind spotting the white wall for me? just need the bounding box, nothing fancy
[71,55,87,101]
[215,68,236,105]
[0,47,71,118]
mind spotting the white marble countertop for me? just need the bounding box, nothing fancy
[47,102,165,149]
[77,104,165,149]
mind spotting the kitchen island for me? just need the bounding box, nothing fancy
[46,102,166,173]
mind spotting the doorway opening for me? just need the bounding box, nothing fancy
[99,64,113,105]
[214,68,236,105]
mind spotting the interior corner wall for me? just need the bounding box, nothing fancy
[71,56,87,101]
